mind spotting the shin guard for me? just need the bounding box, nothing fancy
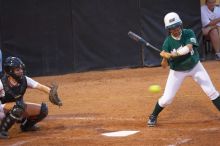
[0,104,24,138]
[20,103,48,132]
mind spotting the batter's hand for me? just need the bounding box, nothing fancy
[160,51,172,59]
[170,49,179,57]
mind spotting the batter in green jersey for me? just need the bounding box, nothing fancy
[163,29,200,71]
[147,12,220,127]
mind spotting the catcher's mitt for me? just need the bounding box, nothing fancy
[49,83,62,107]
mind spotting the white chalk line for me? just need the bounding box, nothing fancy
[9,136,81,146]
[200,127,220,131]
[46,115,220,123]
[168,138,192,146]
[45,116,220,133]
[46,116,220,122]
[46,116,142,121]
[10,140,34,146]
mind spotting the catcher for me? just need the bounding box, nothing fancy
[0,56,62,139]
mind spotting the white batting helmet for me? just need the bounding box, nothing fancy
[164,12,182,29]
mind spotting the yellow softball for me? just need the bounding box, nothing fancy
[148,85,161,93]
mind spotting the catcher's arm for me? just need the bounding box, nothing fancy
[35,83,63,107]
[35,83,50,94]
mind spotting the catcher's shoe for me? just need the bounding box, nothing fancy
[21,125,40,132]
[147,115,157,127]
[0,131,9,139]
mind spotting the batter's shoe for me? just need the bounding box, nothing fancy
[0,131,9,139]
[147,115,157,127]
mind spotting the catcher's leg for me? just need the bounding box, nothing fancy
[20,102,48,132]
[0,104,25,139]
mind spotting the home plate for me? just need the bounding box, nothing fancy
[101,130,139,137]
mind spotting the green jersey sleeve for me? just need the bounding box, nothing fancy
[184,29,199,48]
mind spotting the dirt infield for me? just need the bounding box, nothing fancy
[0,61,220,146]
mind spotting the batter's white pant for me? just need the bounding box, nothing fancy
[158,61,219,107]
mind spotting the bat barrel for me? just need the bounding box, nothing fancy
[128,31,161,53]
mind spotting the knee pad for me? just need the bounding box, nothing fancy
[10,104,25,120]
[37,102,48,120]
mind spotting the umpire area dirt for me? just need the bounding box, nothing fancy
[1,61,220,146]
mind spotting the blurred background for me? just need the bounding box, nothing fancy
[0,0,210,76]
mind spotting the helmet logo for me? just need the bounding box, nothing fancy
[169,18,175,23]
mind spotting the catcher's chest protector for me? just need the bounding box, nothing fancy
[1,75,27,104]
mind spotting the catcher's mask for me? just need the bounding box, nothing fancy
[4,56,25,83]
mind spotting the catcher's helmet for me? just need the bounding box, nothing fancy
[164,12,182,29]
[4,56,25,82]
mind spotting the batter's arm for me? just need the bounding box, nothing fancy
[170,44,193,57]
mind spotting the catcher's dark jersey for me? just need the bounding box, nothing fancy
[162,29,200,71]
[0,76,38,103]
[0,75,27,103]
